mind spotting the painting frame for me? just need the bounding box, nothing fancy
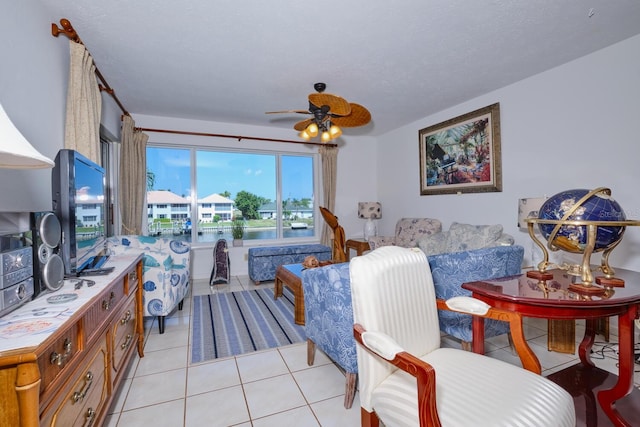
[418,103,502,196]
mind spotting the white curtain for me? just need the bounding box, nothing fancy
[319,145,338,247]
[119,115,148,235]
[64,41,102,163]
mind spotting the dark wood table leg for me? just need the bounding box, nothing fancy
[597,308,638,427]
[471,316,485,355]
[579,319,597,368]
[292,281,305,325]
[274,275,283,300]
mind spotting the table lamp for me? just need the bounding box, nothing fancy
[517,197,548,268]
[358,202,381,240]
[0,102,54,168]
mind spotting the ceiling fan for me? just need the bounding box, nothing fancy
[266,83,371,142]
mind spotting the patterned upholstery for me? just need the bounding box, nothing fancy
[302,263,355,370]
[107,235,190,333]
[298,244,524,399]
[301,262,357,407]
[430,245,524,342]
[368,218,442,250]
[248,244,331,284]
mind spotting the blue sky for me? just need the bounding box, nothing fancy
[146,147,313,202]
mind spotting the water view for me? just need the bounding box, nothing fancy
[154,225,315,243]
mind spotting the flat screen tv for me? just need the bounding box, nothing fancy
[52,149,108,275]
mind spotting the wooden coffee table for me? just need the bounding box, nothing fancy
[274,264,305,325]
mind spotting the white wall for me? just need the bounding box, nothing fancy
[0,2,68,212]
[0,3,123,213]
[376,34,640,271]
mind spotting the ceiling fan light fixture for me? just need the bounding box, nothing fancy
[272,83,371,142]
[299,129,311,141]
[306,122,318,137]
[329,124,342,139]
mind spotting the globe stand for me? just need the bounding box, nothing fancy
[526,218,640,292]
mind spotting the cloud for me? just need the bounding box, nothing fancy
[244,168,263,176]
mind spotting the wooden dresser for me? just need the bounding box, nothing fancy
[0,254,144,427]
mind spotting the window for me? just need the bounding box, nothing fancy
[146,146,316,244]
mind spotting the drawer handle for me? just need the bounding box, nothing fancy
[102,291,116,311]
[72,371,94,404]
[121,334,133,350]
[84,407,96,427]
[50,339,72,366]
[120,310,132,325]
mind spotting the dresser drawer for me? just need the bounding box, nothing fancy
[38,322,81,397]
[84,280,127,344]
[111,295,137,377]
[40,337,108,427]
[125,268,139,295]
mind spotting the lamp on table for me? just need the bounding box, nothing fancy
[358,202,381,241]
[517,197,548,269]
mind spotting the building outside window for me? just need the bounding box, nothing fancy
[146,146,317,244]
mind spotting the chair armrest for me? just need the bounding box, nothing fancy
[360,331,404,361]
[435,299,541,374]
[444,296,490,315]
[354,324,442,425]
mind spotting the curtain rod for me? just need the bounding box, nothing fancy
[52,18,130,116]
[136,127,338,148]
[51,18,336,148]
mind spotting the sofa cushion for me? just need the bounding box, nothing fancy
[448,222,505,251]
[419,223,514,255]
[417,231,449,255]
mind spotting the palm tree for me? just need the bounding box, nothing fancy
[147,170,155,190]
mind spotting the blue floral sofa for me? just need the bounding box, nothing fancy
[301,243,523,407]
[106,235,191,334]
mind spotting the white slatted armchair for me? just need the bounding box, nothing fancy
[350,246,575,427]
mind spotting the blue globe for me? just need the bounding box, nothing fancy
[537,188,626,253]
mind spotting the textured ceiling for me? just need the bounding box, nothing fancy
[39,0,640,137]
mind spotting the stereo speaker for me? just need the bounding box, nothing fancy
[31,211,65,296]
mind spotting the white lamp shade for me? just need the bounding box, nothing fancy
[0,103,54,169]
[517,197,547,229]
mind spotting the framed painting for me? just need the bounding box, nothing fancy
[419,103,502,195]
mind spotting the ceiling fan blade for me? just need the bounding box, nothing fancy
[265,110,311,115]
[330,103,372,127]
[308,93,351,116]
[294,119,314,131]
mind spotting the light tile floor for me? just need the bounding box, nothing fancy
[104,275,640,427]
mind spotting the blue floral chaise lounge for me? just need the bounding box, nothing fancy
[107,235,191,334]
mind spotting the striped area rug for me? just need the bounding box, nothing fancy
[191,288,305,363]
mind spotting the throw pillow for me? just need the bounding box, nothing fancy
[446,222,505,252]
[417,231,449,256]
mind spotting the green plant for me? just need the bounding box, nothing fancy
[231,219,245,239]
